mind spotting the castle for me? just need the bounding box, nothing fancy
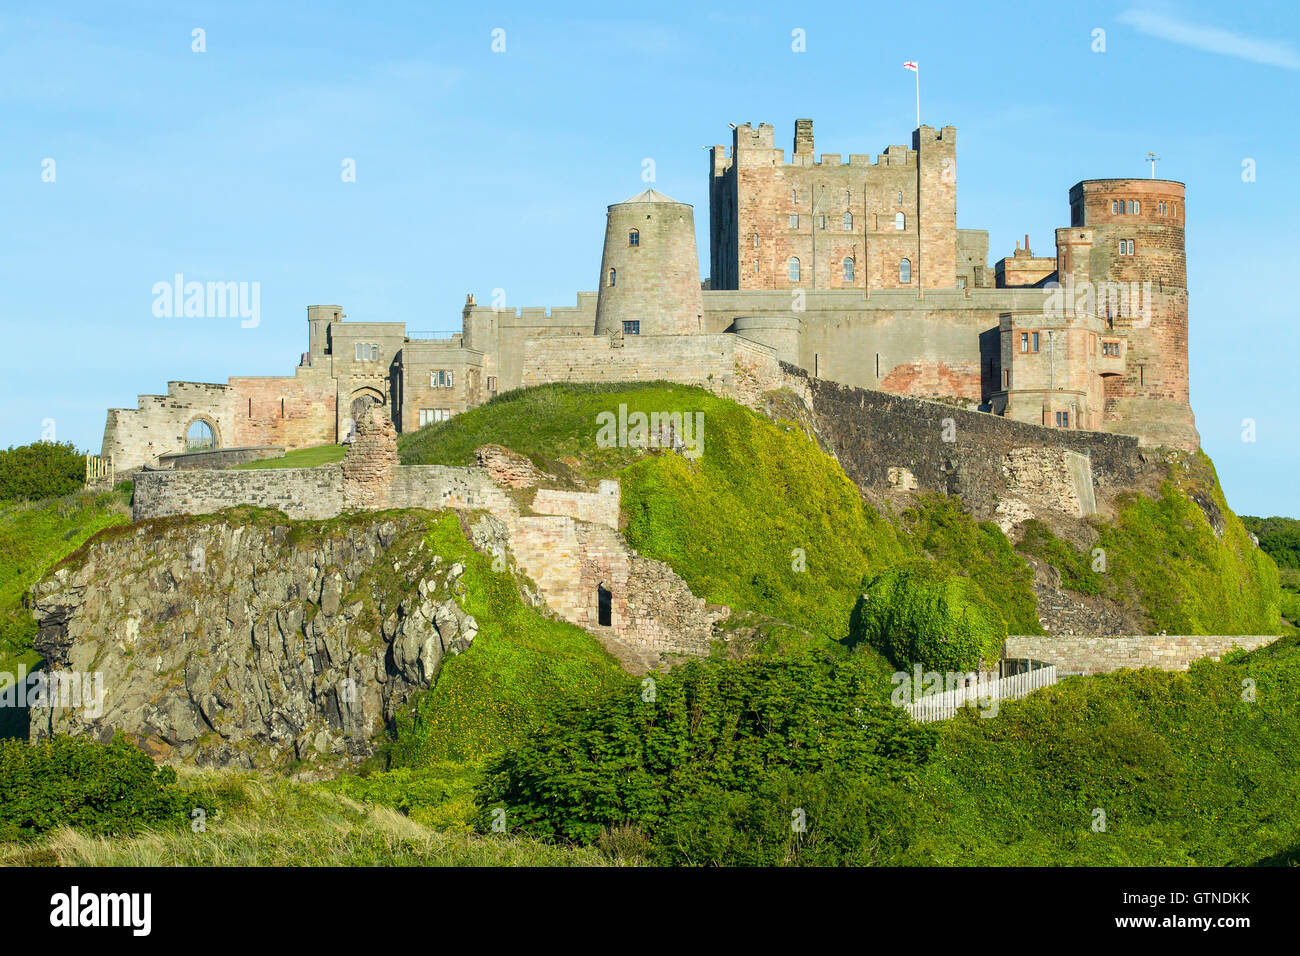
[102,118,1198,471]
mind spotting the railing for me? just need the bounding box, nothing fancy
[84,453,115,487]
[904,665,1058,723]
[406,330,461,340]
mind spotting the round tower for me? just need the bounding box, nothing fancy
[594,189,704,336]
[1056,178,1198,450]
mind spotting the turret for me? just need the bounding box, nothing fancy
[594,189,704,336]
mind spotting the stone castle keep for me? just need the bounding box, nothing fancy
[102,118,1198,471]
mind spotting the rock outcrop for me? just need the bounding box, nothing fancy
[26,511,474,776]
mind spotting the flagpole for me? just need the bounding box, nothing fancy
[915,64,920,129]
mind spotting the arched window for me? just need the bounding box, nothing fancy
[899,258,912,283]
[792,187,798,202]
[628,229,639,246]
[1132,200,1140,214]
[185,419,215,452]
[609,268,616,287]
[844,189,851,204]
[788,257,801,282]
[1112,200,1120,214]
[895,212,905,230]
[842,258,854,281]
[843,212,853,231]
[752,233,758,247]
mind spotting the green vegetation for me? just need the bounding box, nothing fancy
[0,441,86,502]
[850,561,1007,671]
[0,488,131,679]
[0,735,202,842]
[902,633,1300,865]
[234,444,344,469]
[1015,455,1280,635]
[386,513,625,764]
[476,652,936,865]
[899,494,1044,633]
[1,768,611,866]
[1241,514,1300,569]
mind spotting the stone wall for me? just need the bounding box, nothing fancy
[788,364,1152,522]
[157,446,285,470]
[1004,634,1280,676]
[133,466,346,521]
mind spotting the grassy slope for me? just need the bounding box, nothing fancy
[0,488,132,677]
[399,382,1043,655]
[1016,453,1281,635]
[0,769,613,867]
[233,444,345,469]
[902,633,1300,865]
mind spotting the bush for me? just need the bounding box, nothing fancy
[475,653,936,864]
[0,735,201,841]
[0,442,85,502]
[850,561,1006,672]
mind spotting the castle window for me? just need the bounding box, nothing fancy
[623,320,640,335]
[843,212,853,231]
[1132,200,1140,214]
[1112,200,1121,214]
[419,408,452,426]
[597,585,612,627]
[818,215,826,230]
[1171,203,1177,217]
[185,419,215,452]
[1002,369,1011,388]
[1118,239,1134,255]
[609,268,616,286]
[1102,340,1121,357]
[1159,201,1167,215]
[1055,411,1069,428]
[628,229,639,246]
[788,257,801,282]
[844,189,851,204]
[1021,332,1029,353]
[957,275,966,289]
[897,190,903,204]
[752,233,758,247]
[792,188,798,203]
[895,212,905,230]
[1032,332,1040,352]
[487,376,497,392]
[431,369,454,387]
[842,258,854,281]
[789,215,799,229]
[899,258,911,282]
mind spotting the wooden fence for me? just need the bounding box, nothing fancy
[84,453,114,487]
[904,665,1058,722]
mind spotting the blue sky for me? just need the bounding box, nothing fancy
[2,0,1297,516]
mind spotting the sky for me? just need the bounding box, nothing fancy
[2,0,1297,516]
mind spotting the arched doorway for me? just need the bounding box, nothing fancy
[343,387,385,442]
[184,417,218,451]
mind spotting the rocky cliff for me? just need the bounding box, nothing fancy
[27,509,476,776]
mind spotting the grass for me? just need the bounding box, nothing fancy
[387,513,626,765]
[901,632,1300,865]
[234,444,345,469]
[0,488,131,681]
[1015,453,1281,635]
[0,769,615,867]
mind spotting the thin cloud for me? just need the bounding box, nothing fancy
[1118,7,1300,69]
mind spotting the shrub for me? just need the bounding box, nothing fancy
[475,653,936,864]
[849,561,1006,671]
[0,735,200,841]
[0,442,85,502]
